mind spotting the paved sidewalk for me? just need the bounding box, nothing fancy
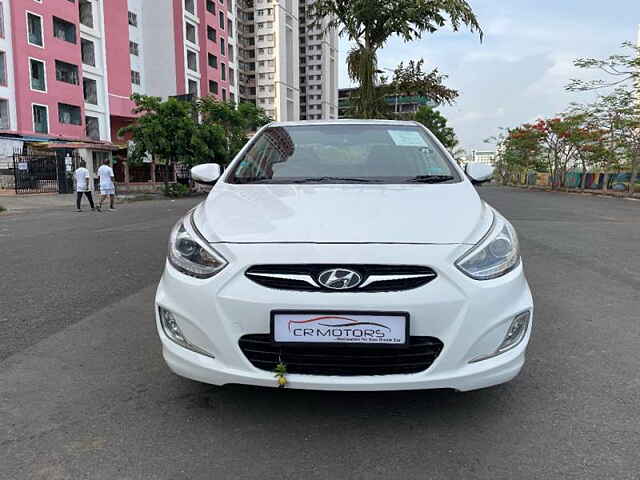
[0,192,168,214]
[0,193,74,213]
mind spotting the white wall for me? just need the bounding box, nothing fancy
[81,0,111,141]
[138,0,177,98]
[274,0,299,121]
[0,0,18,132]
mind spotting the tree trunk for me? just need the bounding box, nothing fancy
[579,161,587,190]
[164,157,173,194]
[602,172,609,192]
[628,157,639,197]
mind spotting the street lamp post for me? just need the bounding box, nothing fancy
[381,67,399,116]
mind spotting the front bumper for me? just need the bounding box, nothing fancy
[155,243,533,391]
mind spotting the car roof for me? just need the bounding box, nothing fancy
[266,119,420,127]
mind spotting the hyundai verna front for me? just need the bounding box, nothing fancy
[155,120,533,391]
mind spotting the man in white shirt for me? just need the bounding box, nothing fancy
[74,161,95,212]
[97,158,116,211]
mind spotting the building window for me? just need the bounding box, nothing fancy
[230,92,235,103]
[184,0,195,14]
[206,0,215,13]
[0,51,6,86]
[207,26,216,42]
[228,44,234,62]
[29,59,46,92]
[185,22,196,44]
[188,79,198,96]
[128,11,138,27]
[0,99,9,130]
[220,38,225,56]
[209,80,218,94]
[187,50,198,72]
[81,38,96,66]
[129,41,139,56]
[229,67,234,86]
[131,70,141,85]
[208,53,217,68]
[83,77,98,104]
[222,89,226,101]
[227,19,233,36]
[221,63,226,81]
[219,12,224,29]
[33,105,48,133]
[58,103,82,125]
[27,12,44,47]
[55,60,79,85]
[53,17,77,44]
[79,0,94,29]
[85,116,100,140]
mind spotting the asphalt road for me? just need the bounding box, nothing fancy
[1,188,639,480]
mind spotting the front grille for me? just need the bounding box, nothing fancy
[245,264,437,292]
[238,334,444,376]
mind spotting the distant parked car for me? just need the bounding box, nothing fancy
[610,173,640,193]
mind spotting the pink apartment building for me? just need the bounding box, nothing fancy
[0,0,236,178]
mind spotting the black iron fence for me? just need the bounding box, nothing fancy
[13,151,80,194]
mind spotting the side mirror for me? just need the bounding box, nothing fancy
[191,163,221,185]
[465,163,494,185]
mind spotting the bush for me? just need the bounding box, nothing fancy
[163,183,190,198]
[0,205,5,213]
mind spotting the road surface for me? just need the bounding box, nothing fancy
[1,189,639,479]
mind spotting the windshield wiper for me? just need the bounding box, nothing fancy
[406,175,455,184]
[289,177,383,184]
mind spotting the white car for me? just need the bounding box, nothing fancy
[155,120,533,391]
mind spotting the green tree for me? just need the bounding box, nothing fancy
[567,42,640,92]
[566,42,640,194]
[119,94,203,189]
[596,89,640,194]
[313,0,482,118]
[198,98,271,164]
[120,95,271,191]
[413,105,457,149]
[489,125,545,185]
[385,59,459,111]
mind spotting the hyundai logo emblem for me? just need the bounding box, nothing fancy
[317,269,362,290]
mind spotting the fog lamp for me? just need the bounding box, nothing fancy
[496,310,530,354]
[470,310,530,363]
[158,306,214,358]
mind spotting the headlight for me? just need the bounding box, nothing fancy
[168,211,227,278]
[455,213,520,280]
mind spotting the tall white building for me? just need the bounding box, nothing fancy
[471,150,497,165]
[299,0,339,120]
[236,0,337,121]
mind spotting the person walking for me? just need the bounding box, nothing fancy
[74,161,95,212]
[97,158,116,211]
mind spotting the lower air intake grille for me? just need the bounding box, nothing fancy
[238,334,444,376]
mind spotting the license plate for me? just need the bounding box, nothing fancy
[272,311,409,345]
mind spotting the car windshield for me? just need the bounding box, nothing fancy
[227,124,460,184]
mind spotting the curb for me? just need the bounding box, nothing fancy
[501,184,640,201]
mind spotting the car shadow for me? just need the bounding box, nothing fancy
[179,379,517,426]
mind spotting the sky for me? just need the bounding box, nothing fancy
[337,0,640,153]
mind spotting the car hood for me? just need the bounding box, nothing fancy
[194,183,493,245]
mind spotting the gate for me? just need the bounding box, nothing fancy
[12,151,79,194]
